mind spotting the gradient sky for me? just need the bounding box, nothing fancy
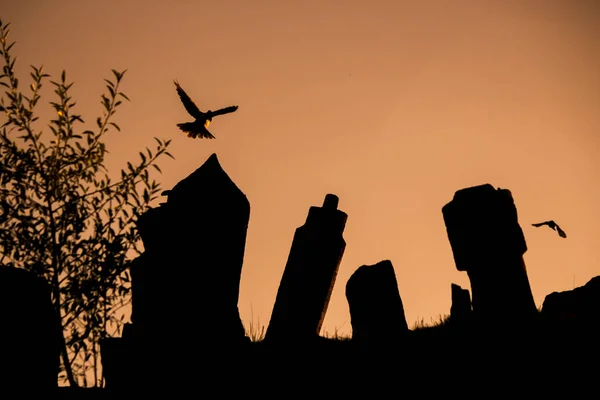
[3,0,599,336]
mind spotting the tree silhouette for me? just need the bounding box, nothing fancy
[0,19,174,387]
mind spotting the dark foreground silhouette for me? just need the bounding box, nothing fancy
[1,153,598,397]
[0,266,61,391]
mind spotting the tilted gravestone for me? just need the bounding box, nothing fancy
[345,260,409,352]
[442,184,537,323]
[0,266,61,389]
[265,194,347,343]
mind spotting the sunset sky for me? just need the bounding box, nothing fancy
[3,1,599,336]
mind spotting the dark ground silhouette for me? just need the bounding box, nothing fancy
[1,153,599,396]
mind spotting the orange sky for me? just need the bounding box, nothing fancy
[3,0,599,336]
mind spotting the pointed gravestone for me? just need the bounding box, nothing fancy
[442,184,537,323]
[345,260,409,353]
[102,153,251,390]
[265,194,347,343]
[133,153,250,343]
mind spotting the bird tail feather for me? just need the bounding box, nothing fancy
[177,122,215,139]
[177,122,194,132]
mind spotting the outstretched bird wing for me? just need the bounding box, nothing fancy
[174,80,203,119]
[532,220,567,238]
[208,105,239,118]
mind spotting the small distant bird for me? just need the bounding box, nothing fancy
[174,79,238,139]
[532,220,567,238]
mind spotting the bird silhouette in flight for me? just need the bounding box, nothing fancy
[174,79,238,139]
[532,220,567,238]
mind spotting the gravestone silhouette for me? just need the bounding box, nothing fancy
[0,266,61,389]
[102,153,251,390]
[450,283,471,322]
[345,260,409,353]
[442,184,537,323]
[133,153,249,343]
[542,275,600,326]
[265,194,347,343]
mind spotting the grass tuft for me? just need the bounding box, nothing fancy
[411,313,451,330]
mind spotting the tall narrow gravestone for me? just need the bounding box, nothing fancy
[265,194,347,342]
[442,184,537,323]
